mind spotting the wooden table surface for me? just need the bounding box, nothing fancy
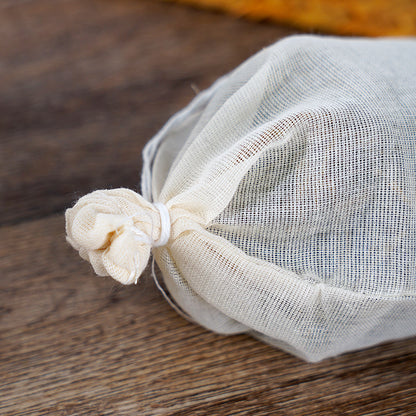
[1,1,415,414]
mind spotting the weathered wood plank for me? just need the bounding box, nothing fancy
[1,1,415,414]
[1,215,416,415]
[0,0,293,225]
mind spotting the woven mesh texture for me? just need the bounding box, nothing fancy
[144,35,416,361]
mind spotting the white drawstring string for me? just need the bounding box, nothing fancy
[152,202,170,247]
[127,202,170,248]
[151,259,196,323]
[126,201,171,284]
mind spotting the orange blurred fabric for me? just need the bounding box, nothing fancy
[163,0,416,36]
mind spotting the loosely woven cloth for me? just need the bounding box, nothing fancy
[66,35,416,361]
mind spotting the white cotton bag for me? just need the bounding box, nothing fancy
[66,35,416,362]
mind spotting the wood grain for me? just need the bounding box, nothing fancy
[2,215,416,415]
[0,0,291,226]
[1,0,415,415]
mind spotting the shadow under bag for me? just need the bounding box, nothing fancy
[66,35,416,362]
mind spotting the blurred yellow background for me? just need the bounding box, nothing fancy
[164,0,416,36]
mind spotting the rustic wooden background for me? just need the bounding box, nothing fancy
[1,0,415,414]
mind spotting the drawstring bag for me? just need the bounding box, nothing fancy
[66,35,416,362]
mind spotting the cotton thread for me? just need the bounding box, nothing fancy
[128,202,170,248]
[153,202,170,247]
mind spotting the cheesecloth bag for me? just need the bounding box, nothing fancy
[66,35,416,362]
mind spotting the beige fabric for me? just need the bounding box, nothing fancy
[66,35,416,361]
[66,189,168,284]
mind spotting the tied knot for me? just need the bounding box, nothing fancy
[65,188,170,284]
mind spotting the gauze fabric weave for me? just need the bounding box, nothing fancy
[67,35,416,362]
